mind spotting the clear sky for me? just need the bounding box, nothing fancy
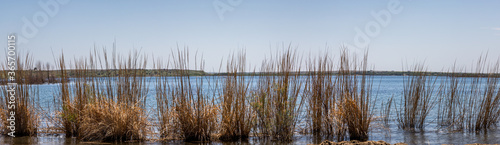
[1,0,499,72]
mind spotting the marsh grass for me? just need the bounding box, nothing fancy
[397,63,437,131]
[465,56,500,132]
[219,51,255,141]
[306,53,335,136]
[437,64,467,131]
[155,58,182,140]
[335,49,374,141]
[381,96,393,126]
[0,54,39,136]
[167,48,218,142]
[56,47,149,141]
[437,56,500,133]
[251,47,305,142]
[5,45,500,143]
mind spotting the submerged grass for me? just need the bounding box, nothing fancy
[466,56,500,132]
[397,63,437,131]
[437,56,500,133]
[437,64,467,131]
[382,97,393,126]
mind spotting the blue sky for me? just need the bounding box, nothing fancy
[1,0,499,72]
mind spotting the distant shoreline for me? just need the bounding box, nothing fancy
[2,69,499,79]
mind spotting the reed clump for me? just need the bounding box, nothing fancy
[251,47,305,142]
[306,52,336,136]
[397,64,437,131]
[155,58,182,140]
[437,56,500,132]
[437,64,467,131]
[56,47,149,142]
[57,54,78,137]
[165,48,218,142]
[79,98,147,141]
[335,49,373,141]
[219,51,255,141]
[0,54,39,136]
[464,56,500,132]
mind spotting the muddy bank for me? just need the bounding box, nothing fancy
[319,140,407,145]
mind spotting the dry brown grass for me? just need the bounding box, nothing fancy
[437,64,467,131]
[397,63,437,131]
[306,52,336,136]
[79,98,147,141]
[335,49,373,141]
[155,57,182,140]
[219,51,255,141]
[6,45,500,143]
[465,56,500,132]
[0,54,39,136]
[437,56,500,133]
[168,48,218,142]
[251,47,305,142]
[56,46,150,142]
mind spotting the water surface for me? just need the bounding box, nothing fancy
[21,76,500,144]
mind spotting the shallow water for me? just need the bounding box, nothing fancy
[16,76,500,144]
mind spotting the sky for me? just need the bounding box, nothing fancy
[1,0,499,72]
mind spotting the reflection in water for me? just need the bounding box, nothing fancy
[1,131,500,145]
[404,132,428,145]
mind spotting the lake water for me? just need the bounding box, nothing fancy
[7,76,500,144]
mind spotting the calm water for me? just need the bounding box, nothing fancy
[10,76,500,144]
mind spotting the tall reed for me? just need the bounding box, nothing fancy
[437,64,467,131]
[397,64,437,131]
[335,49,373,141]
[56,53,77,137]
[219,51,255,141]
[251,47,305,141]
[465,56,500,132]
[0,54,39,136]
[306,52,335,136]
[155,57,181,140]
[438,56,500,132]
[167,48,218,141]
[56,47,149,141]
